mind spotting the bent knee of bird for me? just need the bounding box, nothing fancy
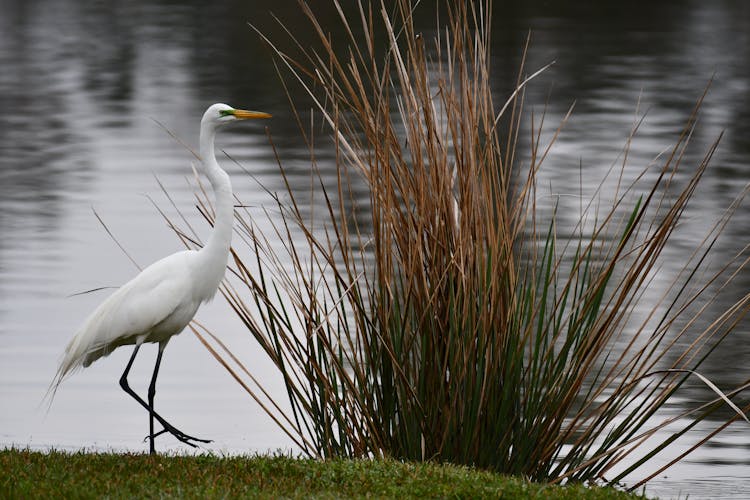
[119,372,130,389]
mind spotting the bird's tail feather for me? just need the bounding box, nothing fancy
[41,333,89,410]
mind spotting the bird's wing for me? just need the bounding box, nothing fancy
[53,252,196,384]
[97,267,191,346]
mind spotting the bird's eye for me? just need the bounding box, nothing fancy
[219,109,234,117]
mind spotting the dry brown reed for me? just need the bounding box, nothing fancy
[170,0,750,488]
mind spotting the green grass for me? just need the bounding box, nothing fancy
[1,448,644,499]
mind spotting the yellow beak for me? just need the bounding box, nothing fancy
[231,109,272,120]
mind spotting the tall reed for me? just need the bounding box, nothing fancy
[183,0,750,487]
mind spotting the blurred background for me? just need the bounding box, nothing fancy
[0,1,748,497]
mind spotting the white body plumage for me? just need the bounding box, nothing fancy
[60,250,209,373]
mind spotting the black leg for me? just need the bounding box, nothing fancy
[119,344,211,451]
[147,345,165,455]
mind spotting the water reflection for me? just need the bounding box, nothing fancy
[0,0,748,497]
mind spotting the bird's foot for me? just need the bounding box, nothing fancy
[146,424,212,447]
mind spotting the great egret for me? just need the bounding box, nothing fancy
[48,103,271,454]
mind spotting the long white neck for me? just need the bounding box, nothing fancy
[195,122,233,299]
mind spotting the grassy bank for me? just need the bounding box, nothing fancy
[1,448,643,499]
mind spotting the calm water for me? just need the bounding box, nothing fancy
[1,1,749,497]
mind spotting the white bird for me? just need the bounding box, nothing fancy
[48,103,271,454]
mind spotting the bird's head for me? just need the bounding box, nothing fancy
[202,103,272,128]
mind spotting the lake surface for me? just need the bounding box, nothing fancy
[1,1,749,497]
